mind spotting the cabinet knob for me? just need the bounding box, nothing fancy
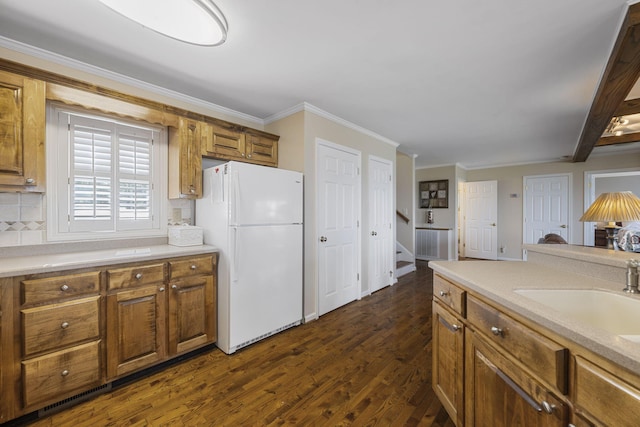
[61,322,69,329]
[190,187,196,194]
[60,284,69,291]
[490,326,504,336]
[439,290,449,297]
[452,324,461,331]
[190,264,197,270]
[61,369,69,377]
[247,154,252,158]
[159,287,165,292]
[135,273,143,280]
[541,401,555,414]
[172,284,178,290]
[241,153,245,157]
[25,178,35,184]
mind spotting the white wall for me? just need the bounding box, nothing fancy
[396,152,415,253]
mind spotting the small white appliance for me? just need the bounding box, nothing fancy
[196,161,303,354]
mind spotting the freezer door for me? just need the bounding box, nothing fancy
[228,224,303,350]
[227,162,303,225]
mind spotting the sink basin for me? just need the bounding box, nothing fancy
[514,289,640,336]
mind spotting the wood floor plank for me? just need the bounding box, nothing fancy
[17,262,454,427]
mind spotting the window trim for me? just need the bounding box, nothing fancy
[46,103,168,242]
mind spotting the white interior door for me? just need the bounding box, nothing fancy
[524,175,569,244]
[317,141,361,316]
[368,156,393,293]
[464,180,498,260]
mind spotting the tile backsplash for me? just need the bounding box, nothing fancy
[0,193,194,248]
[0,193,45,246]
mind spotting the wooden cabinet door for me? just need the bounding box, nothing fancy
[573,356,640,426]
[106,285,166,379]
[465,330,568,427]
[168,275,215,355]
[169,117,202,199]
[245,132,278,166]
[432,301,464,426]
[202,123,245,160]
[0,70,45,192]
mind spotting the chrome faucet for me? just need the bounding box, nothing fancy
[623,259,639,293]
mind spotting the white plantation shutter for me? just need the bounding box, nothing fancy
[69,115,115,232]
[117,126,153,229]
[51,107,163,238]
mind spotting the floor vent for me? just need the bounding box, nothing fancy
[38,383,112,418]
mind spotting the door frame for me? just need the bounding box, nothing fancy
[522,173,571,251]
[315,138,362,317]
[583,168,640,246]
[367,155,394,294]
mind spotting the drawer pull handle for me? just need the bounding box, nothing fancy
[135,273,143,280]
[191,264,197,270]
[60,284,69,291]
[61,322,69,329]
[491,326,504,336]
[61,369,69,377]
[439,290,449,297]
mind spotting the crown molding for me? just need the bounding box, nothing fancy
[265,102,400,149]
[0,36,263,126]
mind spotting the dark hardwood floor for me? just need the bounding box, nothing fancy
[21,261,454,426]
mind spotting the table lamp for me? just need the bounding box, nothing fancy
[580,191,640,249]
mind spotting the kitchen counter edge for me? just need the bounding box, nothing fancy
[0,244,219,278]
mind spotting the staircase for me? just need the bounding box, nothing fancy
[396,241,416,278]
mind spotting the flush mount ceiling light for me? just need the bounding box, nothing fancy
[99,0,228,46]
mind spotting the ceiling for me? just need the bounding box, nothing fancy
[1,0,639,169]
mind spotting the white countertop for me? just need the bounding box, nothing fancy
[430,259,640,376]
[0,244,218,278]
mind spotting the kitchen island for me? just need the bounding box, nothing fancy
[430,244,640,426]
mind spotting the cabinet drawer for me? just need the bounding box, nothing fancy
[574,356,640,425]
[467,294,568,393]
[433,274,466,316]
[22,340,101,408]
[22,296,100,356]
[21,271,100,305]
[168,256,214,280]
[107,263,165,290]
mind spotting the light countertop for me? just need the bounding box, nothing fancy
[0,244,218,278]
[430,259,640,376]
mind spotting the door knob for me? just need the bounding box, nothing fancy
[491,223,496,227]
[371,231,377,236]
[560,224,567,228]
[320,236,327,242]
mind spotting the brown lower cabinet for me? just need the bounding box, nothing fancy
[432,272,640,427]
[0,252,217,423]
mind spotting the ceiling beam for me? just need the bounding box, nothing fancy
[614,97,640,116]
[596,132,640,146]
[573,3,640,162]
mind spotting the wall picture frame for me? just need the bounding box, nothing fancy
[419,179,448,208]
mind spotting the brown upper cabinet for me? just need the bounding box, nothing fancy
[169,118,203,199]
[0,70,46,192]
[202,122,278,167]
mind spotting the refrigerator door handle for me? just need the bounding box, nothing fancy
[232,227,239,282]
[232,170,240,225]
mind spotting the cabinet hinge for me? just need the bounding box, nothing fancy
[357,273,360,281]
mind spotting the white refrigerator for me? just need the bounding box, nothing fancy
[196,161,303,354]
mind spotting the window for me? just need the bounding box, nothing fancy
[47,105,167,241]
